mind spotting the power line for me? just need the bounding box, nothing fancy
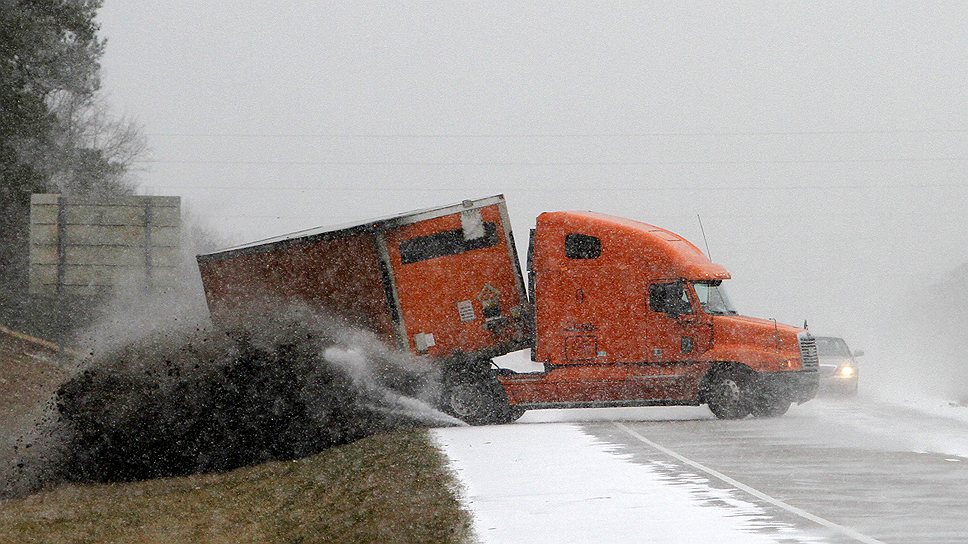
[197,210,968,224]
[144,129,968,138]
[133,157,968,166]
[146,182,968,192]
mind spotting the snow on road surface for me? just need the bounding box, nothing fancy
[436,396,968,544]
[436,352,967,543]
[433,423,824,544]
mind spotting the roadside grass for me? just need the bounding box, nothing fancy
[0,429,472,544]
[0,337,65,430]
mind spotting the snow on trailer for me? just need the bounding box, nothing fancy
[196,194,532,362]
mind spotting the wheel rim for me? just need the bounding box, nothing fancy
[717,378,742,405]
[707,373,752,419]
[448,383,481,419]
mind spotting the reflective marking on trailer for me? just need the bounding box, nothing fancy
[612,422,886,544]
[413,332,436,352]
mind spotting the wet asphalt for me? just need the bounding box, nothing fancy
[578,397,968,544]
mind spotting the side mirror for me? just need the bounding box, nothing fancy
[852,349,864,358]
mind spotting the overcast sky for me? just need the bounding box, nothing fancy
[96,2,968,371]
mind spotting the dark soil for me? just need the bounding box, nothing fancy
[2,305,454,498]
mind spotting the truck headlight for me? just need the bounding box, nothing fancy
[837,366,856,378]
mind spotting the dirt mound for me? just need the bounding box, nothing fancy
[1,304,459,498]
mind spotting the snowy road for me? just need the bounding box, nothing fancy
[434,396,968,544]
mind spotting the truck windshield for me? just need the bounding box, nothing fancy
[693,281,737,315]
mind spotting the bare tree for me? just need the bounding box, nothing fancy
[26,90,148,195]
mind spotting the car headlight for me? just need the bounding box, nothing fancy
[836,365,856,378]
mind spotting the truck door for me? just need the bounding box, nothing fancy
[645,280,713,363]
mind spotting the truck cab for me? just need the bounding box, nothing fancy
[496,211,818,420]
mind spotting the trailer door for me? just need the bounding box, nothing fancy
[385,203,529,359]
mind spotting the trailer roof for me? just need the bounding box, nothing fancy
[197,194,506,262]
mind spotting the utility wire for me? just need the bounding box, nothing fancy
[144,129,968,138]
[132,157,968,166]
[146,182,968,192]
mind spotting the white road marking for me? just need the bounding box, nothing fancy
[612,421,886,544]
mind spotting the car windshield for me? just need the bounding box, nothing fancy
[692,281,737,315]
[816,337,851,357]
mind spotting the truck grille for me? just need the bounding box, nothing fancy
[798,333,819,371]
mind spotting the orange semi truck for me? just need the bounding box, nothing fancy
[197,195,818,424]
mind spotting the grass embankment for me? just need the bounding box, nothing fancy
[0,328,472,543]
[0,329,66,429]
[0,429,472,544]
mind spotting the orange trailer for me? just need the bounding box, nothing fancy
[197,195,818,424]
[197,195,532,361]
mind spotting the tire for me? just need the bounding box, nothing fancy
[442,372,522,425]
[703,368,752,420]
[750,394,791,418]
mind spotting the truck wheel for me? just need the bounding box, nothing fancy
[443,374,521,425]
[703,369,752,420]
[750,395,791,418]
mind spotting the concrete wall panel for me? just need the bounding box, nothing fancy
[28,194,182,296]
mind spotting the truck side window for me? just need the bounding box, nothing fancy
[649,282,693,316]
[565,233,601,259]
[400,222,499,264]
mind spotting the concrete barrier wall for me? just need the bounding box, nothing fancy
[29,194,181,297]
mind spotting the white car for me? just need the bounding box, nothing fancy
[815,336,862,395]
